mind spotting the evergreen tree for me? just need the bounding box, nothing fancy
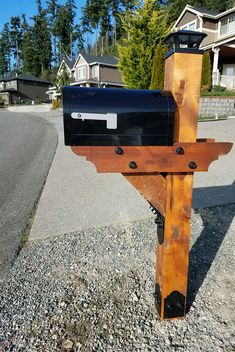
[118,0,171,89]
[55,0,83,60]
[1,24,11,72]
[201,51,212,90]
[10,16,23,71]
[21,16,37,75]
[55,63,70,97]
[33,0,52,76]
[0,38,8,76]
[81,0,136,41]
[149,41,168,90]
[46,0,59,65]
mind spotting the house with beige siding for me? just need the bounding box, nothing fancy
[174,4,235,89]
[57,57,76,79]
[71,53,124,88]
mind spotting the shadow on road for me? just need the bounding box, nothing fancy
[193,180,235,209]
[187,182,235,311]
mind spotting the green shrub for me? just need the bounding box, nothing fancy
[52,99,62,110]
[212,85,226,92]
[149,41,168,90]
[35,99,43,105]
[0,96,5,108]
[201,51,212,91]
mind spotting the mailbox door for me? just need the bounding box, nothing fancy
[63,87,175,146]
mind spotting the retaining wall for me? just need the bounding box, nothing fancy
[7,104,51,113]
[199,96,235,118]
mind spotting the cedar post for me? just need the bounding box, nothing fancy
[155,39,204,319]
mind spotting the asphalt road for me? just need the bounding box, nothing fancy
[0,111,57,281]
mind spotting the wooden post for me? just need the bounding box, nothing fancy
[155,52,203,319]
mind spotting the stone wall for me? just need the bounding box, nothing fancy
[199,96,235,118]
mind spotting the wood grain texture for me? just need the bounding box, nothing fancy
[156,173,193,319]
[123,173,167,216]
[164,52,203,142]
[155,51,204,319]
[71,142,232,173]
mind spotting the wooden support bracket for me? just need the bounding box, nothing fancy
[71,141,232,174]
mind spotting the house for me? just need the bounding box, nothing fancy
[57,57,76,79]
[0,74,51,105]
[174,4,235,89]
[47,53,124,101]
[71,52,124,88]
[46,57,76,101]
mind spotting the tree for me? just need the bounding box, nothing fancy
[21,16,37,75]
[0,38,8,76]
[81,0,136,50]
[56,63,70,97]
[33,0,52,76]
[10,16,23,71]
[54,0,83,60]
[201,50,212,90]
[46,0,59,65]
[149,41,168,90]
[118,0,171,89]
[1,23,11,72]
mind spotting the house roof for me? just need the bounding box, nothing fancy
[174,4,235,27]
[64,57,76,70]
[190,6,219,16]
[0,74,51,84]
[81,52,118,66]
[73,52,118,69]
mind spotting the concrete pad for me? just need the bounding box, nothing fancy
[29,133,152,240]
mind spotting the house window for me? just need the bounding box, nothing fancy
[222,64,235,76]
[220,15,235,36]
[78,67,86,79]
[181,20,197,31]
[92,65,99,79]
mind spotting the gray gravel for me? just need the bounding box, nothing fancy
[0,204,234,351]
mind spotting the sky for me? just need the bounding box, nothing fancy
[0,0,85,31]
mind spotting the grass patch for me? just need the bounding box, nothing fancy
[198,115,228,121]
[21,214,36,246]
[201,91,235,97]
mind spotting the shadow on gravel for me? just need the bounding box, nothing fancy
[187,183,235,311]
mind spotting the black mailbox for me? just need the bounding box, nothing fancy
[63,87,175,146]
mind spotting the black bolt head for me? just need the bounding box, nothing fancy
[129,161,137,169]
[176,146,184,155]
[189,161,197,169]
[115,147,124,155]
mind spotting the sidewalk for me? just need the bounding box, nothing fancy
[29,117,235,241]
[29,130,151,240]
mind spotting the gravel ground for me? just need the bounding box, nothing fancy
[0,204,234,352]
